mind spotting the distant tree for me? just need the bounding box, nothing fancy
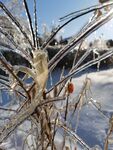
[106,39,113,48]
[89,42,93,48]
[49,38,58,46]
[59,36,68,45]
[42,23,50,40]
[99,0,108,3]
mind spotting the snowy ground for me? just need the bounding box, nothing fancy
[1,68,113,149]
[71,68,113,149]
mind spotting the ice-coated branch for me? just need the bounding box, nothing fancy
[0,74,27,98]
[34,0,38,49]
[0,106,17,112]
[48,8,113,71]
[58,123,91,149]
[0,54,30,99]
[23,0,36,47]
[0,27,18,49]
[0,40,14,50]
[0,2,34,50]
[42,1,113,50]
[59,0,113,21]
[104,116,113,149]
[0,27,31,60]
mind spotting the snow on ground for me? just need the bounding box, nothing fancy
[71,68,113,149]
[1,68,113,149]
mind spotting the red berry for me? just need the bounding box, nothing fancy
[68,82,74,93]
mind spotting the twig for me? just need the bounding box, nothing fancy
[64,95,69,121]
[34,0,38,49]
[0,80,26,99]
[58,123,91,149]
[90,98,109,120]
[104,116,113,150]
[51,113,58,150]
[59,1,113,21]
[0,106,17,112]
[23,0,36,48]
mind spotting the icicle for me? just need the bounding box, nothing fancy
[33,0,38,49]
[13,130,18,150]
[0,89,2,104]
[23,0,35,47]
[50,72,53,86]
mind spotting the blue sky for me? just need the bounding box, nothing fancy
[27,0,113,40]
[2,0,113,40]
[28,0,99,38]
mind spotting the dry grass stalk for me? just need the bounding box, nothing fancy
[104,116,113,150]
